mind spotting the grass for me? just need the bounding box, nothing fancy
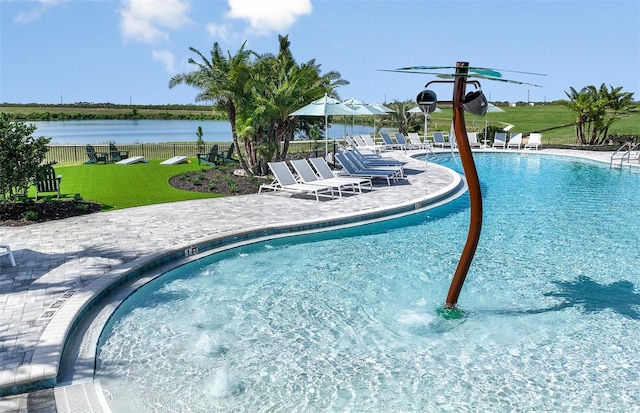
[422,104,639,144]
[29,158,221,210]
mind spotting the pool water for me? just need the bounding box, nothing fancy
[96,154,640,412]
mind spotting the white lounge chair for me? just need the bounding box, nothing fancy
[0,244,16,267]
[492,132,507,149]
[308,157,374,192]
[290,159,358,197]
[467,132,481,148]
[525,133,542,150]
[407,132,426,149]
[345,136,381,157]
[507,133,523,150]
[259,161,334,201]
[361,135,387,152]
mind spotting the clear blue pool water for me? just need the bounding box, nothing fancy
[96,153,640,412]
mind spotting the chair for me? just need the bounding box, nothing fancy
[344,136,381,158]
[347,149,405,172]
[197,145,221,166]
[308,157,374,193]
[343,151,404,177]
[467,132,481,148]
[393,133,410,150]
[35,162,62,200]
[109,143,129,162]
[0,245,16,267]
[218,143,238,163]
[507,133,523,150]
[407,132,426,149]
[432,132,451,148]
[290,159,358,197]
[259,161,334,202]
[492,132,507,149]
[525,133,542,150]
[380,133,401,150]
[335,152,402,186]
[361,135,387,152]
[84,144,108,164]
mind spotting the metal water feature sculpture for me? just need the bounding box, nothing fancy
[383,62,544,315]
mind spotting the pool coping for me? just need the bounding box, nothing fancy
[0,157,465,397]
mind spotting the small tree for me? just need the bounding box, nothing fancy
[0,114,51,202]
[195,125,205,153]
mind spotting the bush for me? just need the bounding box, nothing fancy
[0,114,51,202]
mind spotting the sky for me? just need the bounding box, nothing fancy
[1,0,638,106]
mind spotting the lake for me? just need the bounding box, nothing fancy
[31,120,375,144]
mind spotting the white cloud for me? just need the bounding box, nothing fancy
[14,0,65,24]
[206,23,232,44]
[119,0,191,43]
[152,49,176,73]
[225,0,312,35]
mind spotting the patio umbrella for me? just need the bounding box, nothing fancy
[369,101,395,113]
[289,94,356,156]
[484,102,505,142]
[342,98,387,136]
[408,106,441,140]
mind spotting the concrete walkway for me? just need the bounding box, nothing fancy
[0,148,628,412]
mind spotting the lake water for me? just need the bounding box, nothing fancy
[31,120,374,145]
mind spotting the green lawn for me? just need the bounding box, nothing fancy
[31,158,221,210]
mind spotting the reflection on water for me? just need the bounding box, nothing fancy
[32,119,376,144]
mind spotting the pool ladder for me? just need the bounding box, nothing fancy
[610,142,640,170]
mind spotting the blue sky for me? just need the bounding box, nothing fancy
[1,0,638,105]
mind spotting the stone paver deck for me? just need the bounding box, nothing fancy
[0,148,629,412]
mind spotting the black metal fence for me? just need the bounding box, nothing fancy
[45,140,330,164]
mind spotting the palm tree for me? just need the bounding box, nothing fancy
[379,100,413,134]
[563,84,634,145]
[169,42,253,171]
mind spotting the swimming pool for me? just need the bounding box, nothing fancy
[96,153,640,412]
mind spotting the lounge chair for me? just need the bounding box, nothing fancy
[0,244,16,267]
[335,152,403,186]
[290,159,358,197]
[343,150,404,176]
[345,136,381,158]
[407,132,426,149]
[380,133,401,150]
[109,143,129,162]
[308,157,374,192]
[259,161,334,201]
[432,132,451,148]
[361,135,387,152]
[35,162,62,200]
[492,132,507,149]
[84,144,108,164]
[525,133,542,150]
[507,133,523,150]
[467,132,481,148]
[393,133,410,150]
[347,149,405,172]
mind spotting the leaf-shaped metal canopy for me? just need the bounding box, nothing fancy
[379,65,546,87]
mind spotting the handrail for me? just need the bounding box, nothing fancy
[610,141,640,169]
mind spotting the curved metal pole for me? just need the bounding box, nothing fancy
[445,62,483,308]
